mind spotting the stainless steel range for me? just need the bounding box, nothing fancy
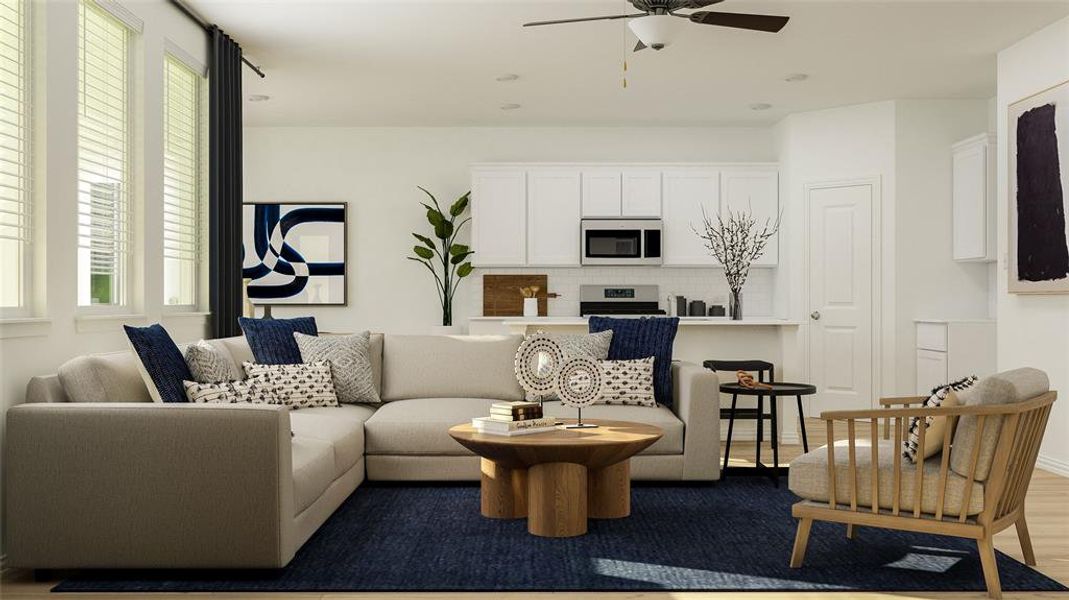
[579,284,665,316]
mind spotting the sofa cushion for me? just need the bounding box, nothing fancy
[789,440,984,517]
[365,397,496,455]
[124,324,194,403]
[239,316,318,364]
[381,335,524,402]
[291,437,335,515]
[289,405,375,478]
[370,333,384,398]
[541,401,683,455]
[57,351,151,403]
[589,316,680,407]
[217,336,255,375]
[296,331,380,404]
[184,340,242,383]
[950,367,1049,481]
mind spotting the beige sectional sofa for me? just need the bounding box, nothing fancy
[5,333,719,569]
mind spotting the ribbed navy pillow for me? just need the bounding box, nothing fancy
[239,316,318,364]
[589,316,680,407]
[124,324,194,404]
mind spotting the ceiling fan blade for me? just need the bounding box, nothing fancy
[688,11,789,33]
[523,13,646,27]
[634,40,647,52]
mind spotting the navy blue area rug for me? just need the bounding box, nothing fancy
[54,478,1066,593]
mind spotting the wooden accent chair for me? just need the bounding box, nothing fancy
[786,368,1056,600]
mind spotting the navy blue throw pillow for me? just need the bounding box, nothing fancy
[239,316,318,364]
[589,316,680,407]
[124,324,193,404]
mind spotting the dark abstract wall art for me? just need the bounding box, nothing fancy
[1009,80,1069,294]
[242,203,348,305]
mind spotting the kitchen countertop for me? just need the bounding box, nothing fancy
[469,316,800,327]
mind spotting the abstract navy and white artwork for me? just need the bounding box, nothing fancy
[1009,79,1069,294]
[242,203,347,305]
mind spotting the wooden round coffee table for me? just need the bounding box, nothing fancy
[448,419,662,538]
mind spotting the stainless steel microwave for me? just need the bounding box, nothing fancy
[581,219,663,266]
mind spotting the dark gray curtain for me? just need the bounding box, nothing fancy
[208,27,244,338]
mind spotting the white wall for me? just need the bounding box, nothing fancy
[242,126,777,333]
[0,0,208,551]
[996,15,1069,475]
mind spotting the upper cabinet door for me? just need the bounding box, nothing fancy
[471,168,527,267]
[622,169,662,217]
[952,134,996,262]
[581,170,622,217]
[720,169,780,266]
[527,169,582,266]
[662,169,720,266]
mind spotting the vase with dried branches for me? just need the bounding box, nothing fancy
[693,206,781,320]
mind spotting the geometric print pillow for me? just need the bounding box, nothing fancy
[184,340,241,383]
[902,375,978,463]
[294,331,380,404]
[596,357,656,407]
[183,379,279,405]
[243,361,339,409]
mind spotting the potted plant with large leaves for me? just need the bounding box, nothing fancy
[408,187,474,330]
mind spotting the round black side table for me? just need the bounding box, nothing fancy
[717,381,817,486]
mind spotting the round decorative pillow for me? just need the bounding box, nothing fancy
[556,356,605,408]
[514,333,566,397]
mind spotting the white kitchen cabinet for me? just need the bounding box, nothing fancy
[581,170,622,217]
[527,169,582,266]
[662,169,720,266]
[622,169,662,217]
[720,169,779,266]
[914,320,996,395]
[952,134,996,262]
[470,168,527,266]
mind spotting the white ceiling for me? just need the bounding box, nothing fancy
[187,0,1069,127]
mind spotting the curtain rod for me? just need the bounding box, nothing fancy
[168,0,266,78]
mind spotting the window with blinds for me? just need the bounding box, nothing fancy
[0,0,30,311]
[77,0,129,307]
[163,54,202,307]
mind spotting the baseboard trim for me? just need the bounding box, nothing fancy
[1037,453,1069,478]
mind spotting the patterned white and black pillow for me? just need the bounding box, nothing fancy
[243,361,339,409]
[294,331,380,404]
[597,357,656,407]
[903,375,979,463]
[183,379,279,405]
[526,330,613,402]
[184,340,240,383]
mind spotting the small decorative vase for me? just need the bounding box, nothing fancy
[523,297,538,317]
[729,289,743,321]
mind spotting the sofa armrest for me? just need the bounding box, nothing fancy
[672,361,720,480]
[4,402,295,569]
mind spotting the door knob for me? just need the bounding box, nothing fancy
[810,311,821,321]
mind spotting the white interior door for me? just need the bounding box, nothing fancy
[807,181,875,411]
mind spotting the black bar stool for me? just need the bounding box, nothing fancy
[703,360,816,486]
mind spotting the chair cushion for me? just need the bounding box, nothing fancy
[291,437,335,515]
[950,367,1049,481]
[588,316,680,407]
[541,401,683,455]
[789,440,984,517]
[289,405,374,478]
[57,351,151,403]
[239,316,318,364]
[380,335,524,402]
[365,398,496,455]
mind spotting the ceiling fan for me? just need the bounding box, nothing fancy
[523,0,789,52]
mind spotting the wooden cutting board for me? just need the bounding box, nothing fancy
[483,274,548,317]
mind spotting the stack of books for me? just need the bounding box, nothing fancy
[472,401,558,436]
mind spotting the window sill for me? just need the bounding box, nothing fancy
[162,311,211,330]
[75,313,148,334]
[0,317,53,340]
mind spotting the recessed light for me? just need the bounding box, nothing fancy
[496,74,520,82]
[500,103,522,111]
[784,73,809,83]
[750,103,772,111]
[248,94,271,102]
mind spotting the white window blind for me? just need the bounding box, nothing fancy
[163,54,202,307]
[0,0,30,311]
[77,0,129,307]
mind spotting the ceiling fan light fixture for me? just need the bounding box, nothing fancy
[627,15,681,51]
